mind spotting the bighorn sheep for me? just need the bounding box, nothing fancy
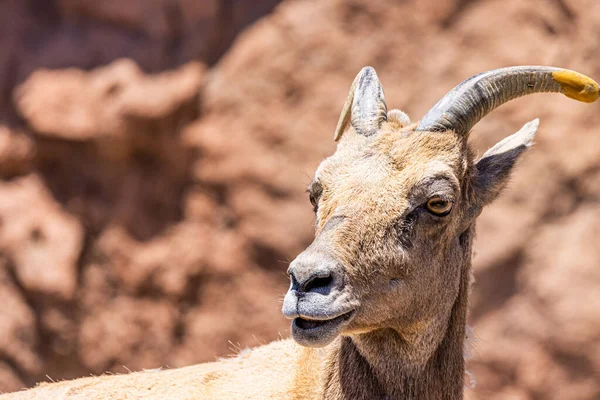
[2,66,598,399]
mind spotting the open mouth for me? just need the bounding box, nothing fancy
[293,310,355,332]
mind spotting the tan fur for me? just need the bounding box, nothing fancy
[1,339,326,399]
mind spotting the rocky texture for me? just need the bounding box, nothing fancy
[0,175,83,299]
[0,262,41,392]
[0,0,283,123]
[15,60,205,141]
[0,0,599,399]
[0,127,35,178]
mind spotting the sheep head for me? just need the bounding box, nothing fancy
[282,67,599,360]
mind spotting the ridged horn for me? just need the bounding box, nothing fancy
[416,66,599,136]
[334,66,387,141]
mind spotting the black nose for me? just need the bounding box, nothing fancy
[287,253,339,295]
[290,270,334,293]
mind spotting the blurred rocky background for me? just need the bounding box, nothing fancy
[0,0,598,398]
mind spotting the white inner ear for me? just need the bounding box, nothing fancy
[387,109,411,127]
[480,118,539,159]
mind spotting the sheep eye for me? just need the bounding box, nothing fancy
[309,192,318,212]
[308,182,323,213]
[426,196,453,216]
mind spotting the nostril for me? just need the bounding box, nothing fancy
[289,271,300,289]
[303,274,333,293]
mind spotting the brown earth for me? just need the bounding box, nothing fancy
[0,0,599,398]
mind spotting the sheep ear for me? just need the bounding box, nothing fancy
[334,67,387,141]
[473,119,539,206]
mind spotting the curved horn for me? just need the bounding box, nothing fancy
[416,66,599,136]
[334,66,387,141]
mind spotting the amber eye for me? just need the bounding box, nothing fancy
[426,196,453,216]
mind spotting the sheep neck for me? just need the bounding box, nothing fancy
[323,258,471,400]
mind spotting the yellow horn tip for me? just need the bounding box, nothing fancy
[552,69,600,103]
